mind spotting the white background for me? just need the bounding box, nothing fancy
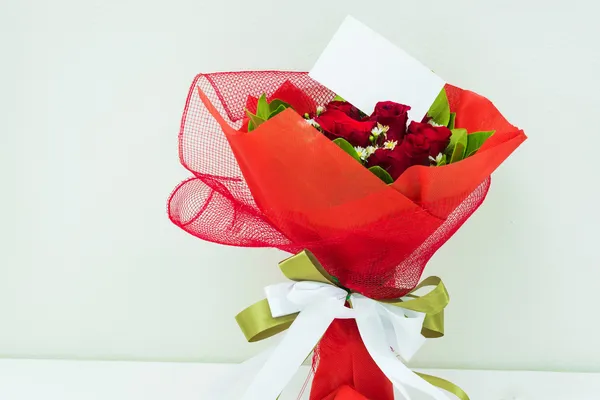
[2,0,600,375]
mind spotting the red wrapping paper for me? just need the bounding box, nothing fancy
[168,71,526,399]
[323,386,371,400]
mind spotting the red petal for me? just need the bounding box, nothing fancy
[270,80,317,116]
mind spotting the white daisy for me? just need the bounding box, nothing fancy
[429,152,444,164]
[355,146,368,161]
[305,119,320,129]
[383,140,398,150]
[371,122,390,138]
[366,146,377,156]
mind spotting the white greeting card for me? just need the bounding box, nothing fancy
[309,15,445,122]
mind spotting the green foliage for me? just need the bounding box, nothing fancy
[268,104,287,119]
[368,166,394,184]
[245,95,293,132]
[447,112,456,130]
[256,94,270,120]
[446,128,468,163]
[427,89,451,127]
[465,130,495,157]
[246,110,266,132]
[332,138,362,163]
[269,99,291,112]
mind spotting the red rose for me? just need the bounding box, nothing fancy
[326,100,363,120]
[369,101,411,141]
[372,101,411,119]
[366,135,430,180]
[366,148,390,169]
[406,121,452,157]
[366,148,401,178]
[316,109,376,147]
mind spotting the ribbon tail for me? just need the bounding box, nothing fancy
[352,296,450,400]
[416,373,470,400]
[207,346,275,400]
[241,298,347,400]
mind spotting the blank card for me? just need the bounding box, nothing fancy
[309,16,445,122]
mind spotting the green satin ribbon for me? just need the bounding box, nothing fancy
[235,250,469,400]
[417,373,470,400]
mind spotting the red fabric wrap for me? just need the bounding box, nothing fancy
[168,71,526,399]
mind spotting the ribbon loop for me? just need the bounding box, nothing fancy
[279,250,338,284]
[384,276,450,338]
[235,299,297,342]
[390,276,449,315]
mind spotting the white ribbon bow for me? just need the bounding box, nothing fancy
[223,281,451,400]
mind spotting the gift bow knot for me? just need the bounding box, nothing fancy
[233,250,469,400]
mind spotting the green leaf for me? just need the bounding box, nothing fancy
[245,109,266,132]
[333,94,346,102]
[256,94,270,120]
[332,138,361,163]
[450,141,467,164]
[445,128,467,155]
[268,104,287,119]
[368,166,394,184]
[269,99,291,113]
[465,130,495,157]
[427,89,451,127]
[447,112,456,130]
[446,128,468,163]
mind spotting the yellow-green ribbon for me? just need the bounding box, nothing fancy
[235,250,469,400]
[417,373,471,400]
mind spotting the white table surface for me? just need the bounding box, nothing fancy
[0,359,599,400]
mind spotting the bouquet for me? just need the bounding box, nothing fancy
[168,17,526,400]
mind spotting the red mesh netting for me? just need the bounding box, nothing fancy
[168,71,525,300]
